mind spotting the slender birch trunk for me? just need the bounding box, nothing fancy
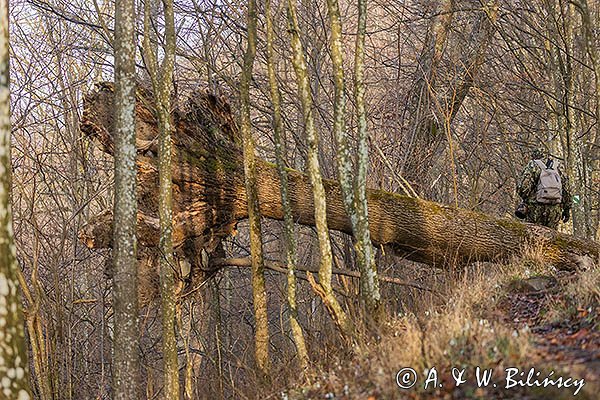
[287,0,352,337]
[353,0,381,314]
[142,0,180,396]
[265,0,308,369]
[240,0,271,375]
[112,0,140,398]
[325,0,354,224]
[543,0,565,159]
[0,0,33,397]
[324,0,381,314]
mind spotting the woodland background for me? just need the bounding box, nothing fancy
[4,0,600,398]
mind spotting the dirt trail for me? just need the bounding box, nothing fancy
[501,272,600,397]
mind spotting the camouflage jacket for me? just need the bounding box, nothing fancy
[516,159,571,212]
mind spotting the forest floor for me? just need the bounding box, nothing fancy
[499,271,600,397]
[282,260,600,400]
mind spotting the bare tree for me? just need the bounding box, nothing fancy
[287,0,352,337]
[572,0,598,239]
[324,0,381,314]
[265,0,309,369]
[240,0,271,375]
[112,0,140,398]
[0,0,32,397]
[142,0,180,396]
[5,0,600,397]
[353,0,381,316]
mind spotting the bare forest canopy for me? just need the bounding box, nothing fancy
[6,0,600,397]
[79,83,599,285]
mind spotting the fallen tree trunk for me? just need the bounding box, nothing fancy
[79,83,599,282]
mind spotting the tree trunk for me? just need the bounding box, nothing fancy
[573,0,600,240]
[141,0,180,395]
[0,0,33,396]
[402,0,455,182]
[354,0,381,315]
[265,0,308,369]
[287,0,352,337]
[325,0,381,313]
[79,84,600,292]
[241,0,271,376]
[403,0,498,185]
[111,0,140,397]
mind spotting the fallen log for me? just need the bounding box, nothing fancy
[79,83,599,283]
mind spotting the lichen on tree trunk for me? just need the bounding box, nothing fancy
[287,0,353,337]
[111,0,141,396]
[241,0,271,375]
[265,0,308,368]
[141,0,180,395]
[0,1,33,396]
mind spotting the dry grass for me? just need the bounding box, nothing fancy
[378,267,529,371]
[564,264,600,307]
[249,244,600,400]
[276,262,538,399]
[543,262,600,326]
[508,240,559,279]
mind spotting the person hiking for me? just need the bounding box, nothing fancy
[516,148,571,229]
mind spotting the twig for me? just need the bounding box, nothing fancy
[211,257,435,292]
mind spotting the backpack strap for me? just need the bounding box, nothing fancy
[533,159,546,170]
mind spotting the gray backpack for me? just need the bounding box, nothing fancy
[534,159,562,204]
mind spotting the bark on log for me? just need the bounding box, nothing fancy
[79,83,599,279]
